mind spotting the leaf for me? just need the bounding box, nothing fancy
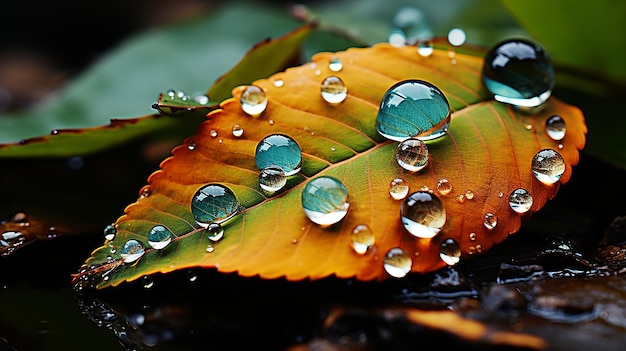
[74,42,586,288]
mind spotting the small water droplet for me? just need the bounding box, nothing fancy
[509,188,533,214]
[388,28,406,47]
[139,186,151,199]
[240,85,268,116]
[320,76,347,104]
[301,176,350,226]
[191,184,241,228]
[187,140,196,150]
[482,38,554,108]
[210,130,218,138]
[193,94,209,105]
[417,40,433,57]
[436,178,452,195]
[383,247,412,278]
[483,212,498,230]
[207,223,224,242]
[396,138,429,172]
[120,240,145,263]
[329,57,343,72]
[447,28,466,46]
[104,224,116,241]
[456,194,466,203]
[389,178,409,200]
[351,224,375,254]
[273,79,284,88]
[546,115,566,141]
[255,134,302,176]
[532,149,565,185]
[187,270,198,282]
[376,79,451,142]
[232,124,244,137]
[142,276,154,289]
[148,225,173,250]
[469,232,477,241]
[268,119,274,125]
[400,191,446,239]
[206,245,215,253]
[440,238,461,265]
[465,190,474,200]
[259,166,287,193]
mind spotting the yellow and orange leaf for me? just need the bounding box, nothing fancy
[75,42,586,289]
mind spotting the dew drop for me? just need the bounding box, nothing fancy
[255,134,302,176]
[320,76,347,104]
[484,212,498,230]
[273,79,284,88]
[240,85,268,116]
[147,225,173,250]
[210,129,218,138]
[328,57,343,72]
[383,247,412,278]
[389,178,409,200]
[532,149,565,185]
[206,245,215,253]
[417,40,434,57]
[207,223,224,242]
[351,224,375,254]
[400,191,446,239]
[509,188,533,214]
[120,240,145,263]
[436,178,452,195]
[301,176,350,226]
[142,276,154,289]
[447,28,466,46]
[546,115,566,141]
[469,232,477,241]
[191,184,240,228]
[440,238,461,265]
[388,28,407,47]
[259,166,287,193]
[396,138,429,172]
[482,38,554,108]
[187,140,196,150]
[232,124,244,138]
[104,224,116,241]
[376,79,451,142]
[465,190,474,200]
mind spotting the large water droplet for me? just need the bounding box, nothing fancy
[440,238,461,265]
[376,79,451,142]
[191,184,240,228]
[148,225,173,250]
[104,224,116,241]
[482,38,554,108]
[301,176,350,226]
[483,212,497,230]
[383,247,412,278]
[389,178,409,200]
[259,166,287,193]
[509,188,533,214]
[240,85,268,116]
[255,134,302,176]
[546,115,566,141]
[400,191,446,238]
[396,138,429,172]
[120,239,145,263]
[351,224,375,254]
[320,76,347,104]
[532,149,565,185]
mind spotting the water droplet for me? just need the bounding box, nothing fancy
[120,240,145,263]
[400,191,446,239]
[389,178,409,200]
[483,212,497,230]
[268,119,274,125]
[207,223,224,242]
[351,224,375,254]
[193,94,209,105]
[396,138,429,172]
[532,148,565,185]
[328,57,343,72]
[376,79,451,142]
[210,129,218,138]
[104,224,116,241]
[255,134,302,176]
[206,245,215,253]
[142,276,154,289]
[509,188,533,214]
[546,115,566,141]
[383,248,412,278]
[232,124,244,137]
[440,238,461,265]
[273,79,284,88]
[187,270,198,282]
[187,140,196,150]
[436,178,452,195]
[301,176,350,226]
[388,28,407,47]
[465,190,474,200]
[469,232,477,241]
[482,38,554,108]
[447,28,466,46]
[240,85,268,116]
[147,225,173,250]
[191,184,240,228]
[391,6,433,45]
[417,40,434,57]
[139,186,151,199]
[259,166,287,193]
[320,76,347,104]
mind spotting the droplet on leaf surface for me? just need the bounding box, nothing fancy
[546,115,566,141]
[376,79,451,142]
[328,57,343,72]
[240,85,268,116]
[120,240,145,263]
[147,225,173,250]
[259,166,287,193]
[320,76,347,104]
[389,178,409,200]
[351,224,375,254]
[383,247,412,278]
[483,212,498,230]
[301,176,350,226]
[482,38,554,108]
[206,223,225,242]
[396,138,429,172]
[532,149,565,185]
[255,134,302,176]
[104,224,116,241]
[400,191,446,239]
[440,238,461,265]
[508,188,533,214]
[191,184,240,228]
